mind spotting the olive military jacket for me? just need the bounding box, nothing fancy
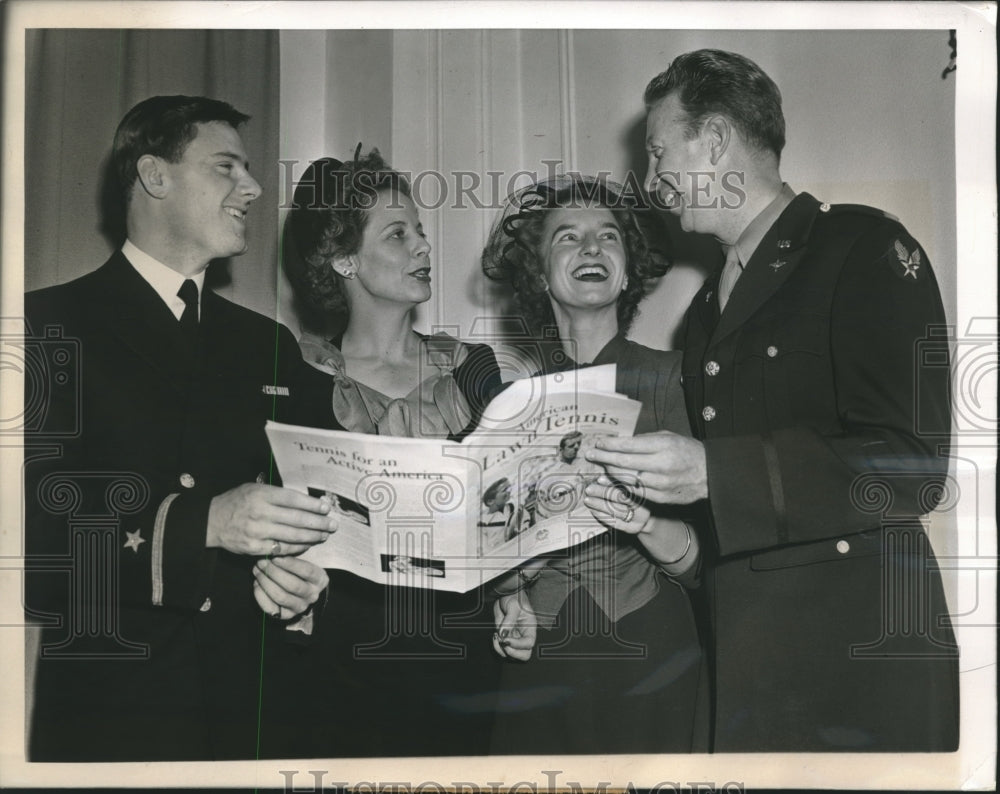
[681,192,959,751]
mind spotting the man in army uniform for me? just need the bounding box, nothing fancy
[588,49,959,751]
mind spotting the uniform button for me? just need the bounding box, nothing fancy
[836,540,850,554]
[819,202,831,212]
[179,473,196,488]
[767,346,778,358]
[200,598,212,612]
[705,361,720,376]
[702,406,717,422]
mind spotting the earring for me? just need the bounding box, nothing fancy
[623,275,629,291]
[342,270,356,280]
[540,277,550,293]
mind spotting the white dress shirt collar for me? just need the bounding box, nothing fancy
[122,239,206,322]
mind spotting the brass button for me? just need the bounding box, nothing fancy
[179,473,196,488]
[705,361,720,376]
[767,346,778,358]
[702,406,717,422]
[836,540,850,554]
[200,598,212,612]
[820,202,831,212]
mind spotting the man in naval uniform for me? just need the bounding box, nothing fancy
[589,49,958,751]
[24,96,340,760]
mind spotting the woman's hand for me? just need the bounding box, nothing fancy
[583,475,652,534]
[493,591,538,662]
[584,475,699,575]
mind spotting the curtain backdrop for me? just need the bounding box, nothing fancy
[25,29,280,318]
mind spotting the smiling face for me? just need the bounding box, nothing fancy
[539,205,627,315]
[159,121,261,271]
[644,93,719,237]
[350,189,432,306]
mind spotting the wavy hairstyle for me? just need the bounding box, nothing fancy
[284,148,410,334]
[644,49,785,159]
[481,175,669,337]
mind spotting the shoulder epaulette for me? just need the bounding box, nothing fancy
[821,203,899,222]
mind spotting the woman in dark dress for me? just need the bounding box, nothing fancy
[481,175,708,754]
[273,150,503,757]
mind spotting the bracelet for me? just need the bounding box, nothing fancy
[661,523,693,566]
[492,566,542,597]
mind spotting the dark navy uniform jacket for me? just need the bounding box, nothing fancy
[681,192,959,751]
[24,251,338,760]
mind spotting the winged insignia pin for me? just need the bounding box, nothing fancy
[894,240,921,279]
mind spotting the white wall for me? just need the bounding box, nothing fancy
[277,29,394,336]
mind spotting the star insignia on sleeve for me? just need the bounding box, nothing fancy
[894,239,921,279]
[124,529,146,553]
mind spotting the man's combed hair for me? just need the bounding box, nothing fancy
[285,148,411,332]
[112,95,251,198]
[481,174,669,338]
[644,49,785,158]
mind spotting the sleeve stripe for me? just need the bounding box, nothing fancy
[151,493,180,605]
[762,435,788,545]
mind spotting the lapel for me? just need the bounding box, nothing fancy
[198,286,234,363]
[87,251,197,393]
[709,192,822,347]
[692,266,723,346]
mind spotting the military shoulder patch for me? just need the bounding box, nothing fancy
[889,237,925,281]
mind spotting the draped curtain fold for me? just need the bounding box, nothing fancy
[25,29,280,318]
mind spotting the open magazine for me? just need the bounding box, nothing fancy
[265,365,641,592]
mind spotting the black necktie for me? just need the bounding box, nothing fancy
[178,279,199,331]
